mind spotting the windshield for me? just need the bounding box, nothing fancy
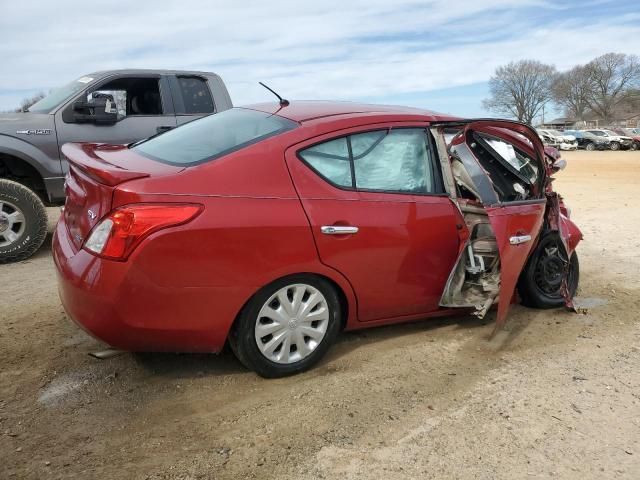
[28,76,94,113]
[133,108,298,166]
[547,129,563,136]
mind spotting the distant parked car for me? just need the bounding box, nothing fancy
[537,129,578,150]
[585,129,634,151]
[564,130,611,151]
[611,128,640,150]
[538,132,560,149]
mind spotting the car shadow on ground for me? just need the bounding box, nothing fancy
[130,349,248,378]
[123,310,540,381]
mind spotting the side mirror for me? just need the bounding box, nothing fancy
[72,93,118,125]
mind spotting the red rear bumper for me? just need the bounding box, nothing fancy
[52,218,244,353]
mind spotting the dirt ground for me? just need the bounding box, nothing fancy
[1,150,639,479]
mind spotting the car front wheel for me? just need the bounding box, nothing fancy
[0,179,48,264]
[585,142,596,151]
[229,275,342,378]
[517,233,579,309]
[609,141,620,151]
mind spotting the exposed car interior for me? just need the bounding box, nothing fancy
[438,126,542,317]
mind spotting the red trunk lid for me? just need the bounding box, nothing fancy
[61,142,184,250]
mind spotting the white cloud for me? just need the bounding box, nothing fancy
[0,0,639,112]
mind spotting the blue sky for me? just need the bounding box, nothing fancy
[1,0,639,119]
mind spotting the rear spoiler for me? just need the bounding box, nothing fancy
[61,143,150,187]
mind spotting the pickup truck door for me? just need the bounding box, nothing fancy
[54,74,177,171]
[433,120,548,332]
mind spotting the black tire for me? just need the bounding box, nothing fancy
[0,179,48,264]
[631,142,639,151]
[610,141,620,151]
[228,274,342,378]
[585,142,596,151]
[517,233,579,309]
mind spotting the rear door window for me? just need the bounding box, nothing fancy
[352,129,434,193]
[299,128,440,194]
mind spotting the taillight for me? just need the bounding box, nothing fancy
[83,204,202,260]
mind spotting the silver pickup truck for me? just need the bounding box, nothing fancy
[0,69,233,263]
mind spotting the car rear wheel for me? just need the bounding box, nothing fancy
[0,179,48,264]
[609,141,620,151]
[585,142,596,151]
[517,233,579,309]
[229,275,342,378]
[631,142,639,151]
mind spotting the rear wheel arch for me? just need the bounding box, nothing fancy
[226,272,348,377]
[228,272,351,343]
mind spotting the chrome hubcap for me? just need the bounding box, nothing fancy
[255,284,329,364]
[0,200,26,247]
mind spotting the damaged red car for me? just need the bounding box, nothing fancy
[53,102,582,377]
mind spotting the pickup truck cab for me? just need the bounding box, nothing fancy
[0,69,232,262]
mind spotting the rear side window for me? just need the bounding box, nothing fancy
[299,128,438,194]
[177,77,214,114]
[133,108,297,165]
[299,138,352,187]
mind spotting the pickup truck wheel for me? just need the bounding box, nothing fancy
[585,142,596,151]
[517,233,579,309]
[0,179,48,263]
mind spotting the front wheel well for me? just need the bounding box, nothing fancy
[0,154,47,202]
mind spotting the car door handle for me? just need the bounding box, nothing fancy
[321,225,359,235]
[509,234,532,245]
[156,125,173,134]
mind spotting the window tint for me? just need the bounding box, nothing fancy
[353,129,432,193]
[177,77,214,114]
[299,138,352,187]
[133,108,297,165]
[299,128,437,194]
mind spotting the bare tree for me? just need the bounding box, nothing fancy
[552,65,591,120]
[15,92,46,112]
[482,60,556,124]
[585,53,640,122]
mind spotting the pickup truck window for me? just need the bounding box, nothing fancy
[96,77,164,116]
[133,108,297,166]
[177,77,214,114]
[28,77,92,113]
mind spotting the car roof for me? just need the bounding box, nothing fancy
[87,69,222,78]
[242,100,457,123]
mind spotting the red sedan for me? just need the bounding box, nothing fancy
[53,102,582,377]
